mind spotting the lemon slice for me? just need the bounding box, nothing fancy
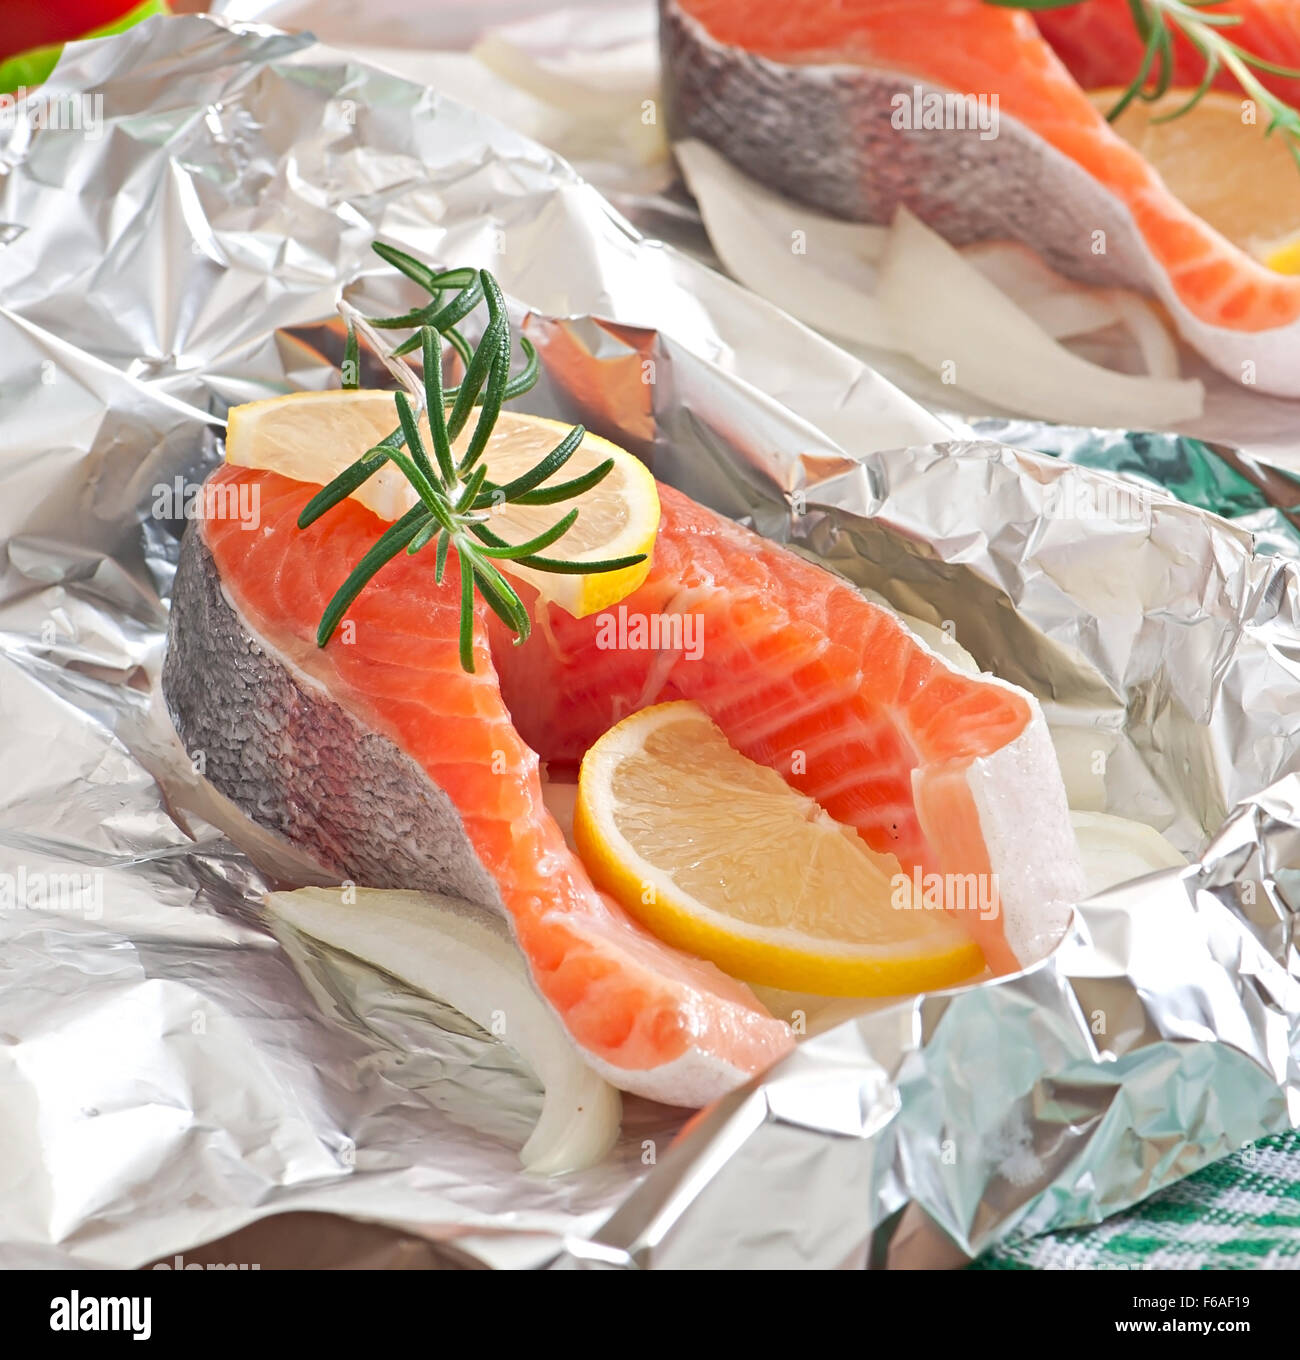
[224,389,658,616]
[573,701,985,996]
[1095,88,1300,273]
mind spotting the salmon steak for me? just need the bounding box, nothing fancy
[662,0,1300,395]
[164,464,1083,1105]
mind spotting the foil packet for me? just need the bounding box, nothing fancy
[0,15,1298,1269]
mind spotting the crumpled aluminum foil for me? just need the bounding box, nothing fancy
[1,14,1298,1270]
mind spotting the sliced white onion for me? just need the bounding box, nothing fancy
[1020,290,1123,342]
[877,208,1204,426]
[962,241,1181,380]
[674,138,896,349]
[471,32,666,166]
[1107,290,1181,381]
[471,31,658,111]
[1070,810,1188,896]
[961,239,1077,303]
[264,887,621,1176]
[677,141,1201,423]
[962,242,1127,341]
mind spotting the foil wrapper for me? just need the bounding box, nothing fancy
[1,14,1298,1269]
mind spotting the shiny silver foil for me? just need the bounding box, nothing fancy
[0,14,1297,1270]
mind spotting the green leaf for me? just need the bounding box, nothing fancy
[476,508,579,559]
[507,457,613,508]
[342,323,359,390]
[1106,8,1166,120]
[460,329,511,474]
[386,275,485,338]
[502,550,647,574]
[446,332,539,406]
[297,429,405,529]
[445,315,503,441]
[421,326,456,484]
[457,541,477,673]
[1151,51,1220,123]
[317,504,431,645]
[456,462,491,513]
[504,334,540,401]
[394,388,438,490]
[469,552,532,640]
[470,521,645,574]
[406,519,442,556]
[490,424,586,501]
[371,243,475,295]
[443,326,474,379]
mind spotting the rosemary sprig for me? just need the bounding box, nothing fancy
[367,242,540,398]
[299,247,646,673]
[989,0,1300,165]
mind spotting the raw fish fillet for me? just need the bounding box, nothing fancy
[493,482,1084,976]
[164,465,1083,1101]
[662,0,1300,394]
[164,467,793,1107]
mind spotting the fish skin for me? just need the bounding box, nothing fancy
[663,0,1300,395]
[164,528,505,906]
[663,0,1143,287]
[164,466,793,1107]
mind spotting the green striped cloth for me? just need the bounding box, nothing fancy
[973,1132,1300,1270]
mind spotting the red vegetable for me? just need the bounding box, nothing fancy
[1,1,149,66]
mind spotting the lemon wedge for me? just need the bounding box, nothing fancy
[224,389,659,617]
[573,701,985,996]
[1096,88,1300,273]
